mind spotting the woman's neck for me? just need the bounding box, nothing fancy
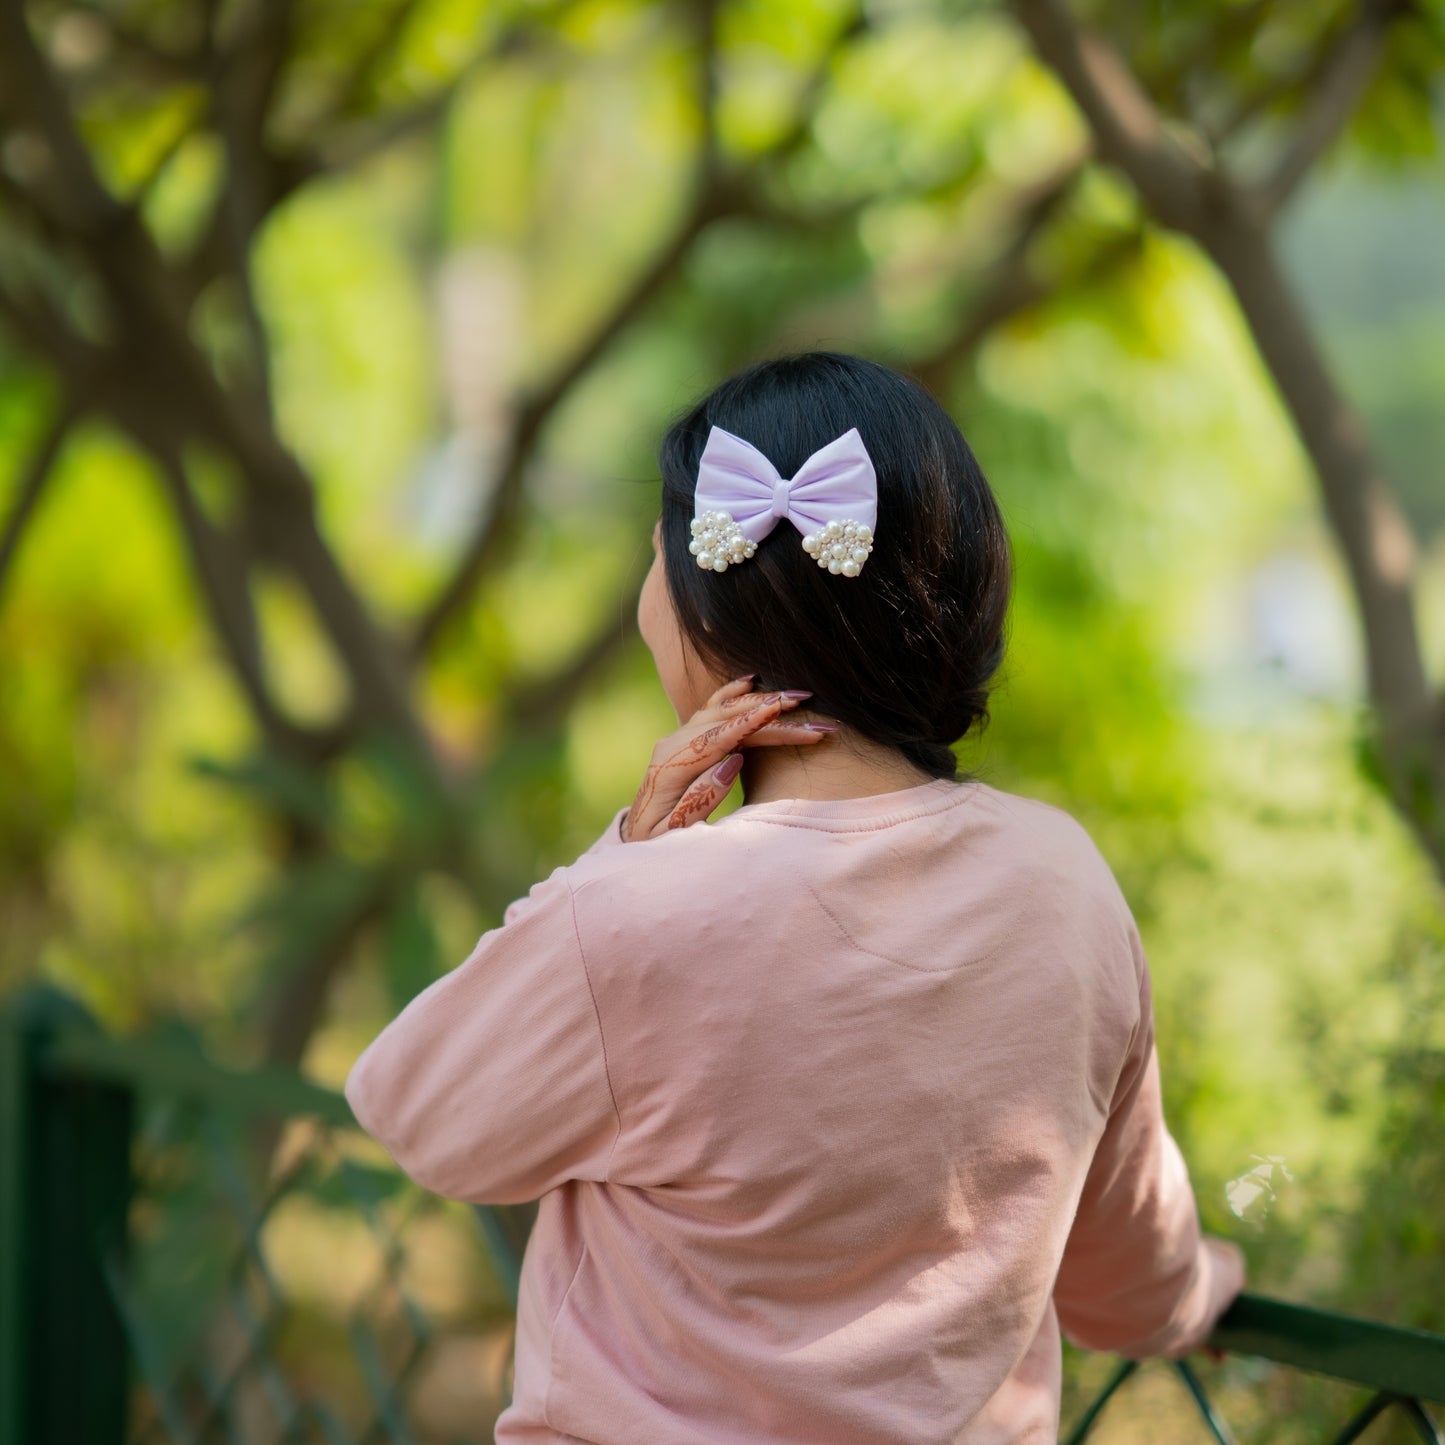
[737,726,941,807]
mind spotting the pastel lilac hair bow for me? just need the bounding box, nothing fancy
[690,426,877,577]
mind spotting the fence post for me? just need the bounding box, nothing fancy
[0,984,134,1445]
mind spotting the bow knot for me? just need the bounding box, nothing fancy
[769,477,792,519]
[691,426,878,578]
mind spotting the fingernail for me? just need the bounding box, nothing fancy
[803,722,837,732]
[781,689,813,700]
[760,692,783,704]
[736,673,759,684]
[713,753,745,786]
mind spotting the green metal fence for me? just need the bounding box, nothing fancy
[2,982,1442,1444]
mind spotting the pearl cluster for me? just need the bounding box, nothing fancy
[690,510,757,571]
[802,518,873,576]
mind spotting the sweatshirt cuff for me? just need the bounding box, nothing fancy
[1128,1236,1218,1360]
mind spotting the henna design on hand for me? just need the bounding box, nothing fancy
[623,687,825,841]
[666,791,716,829]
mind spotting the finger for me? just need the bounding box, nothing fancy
[702,674,760,710]
[628,714,832,841]
[653,753,744,836]
[735,718,837,744]
[631,699,786,839]
[693,684,791,726]
[661,757,738,835]
[713,686,820,719]
[679,694,792,761]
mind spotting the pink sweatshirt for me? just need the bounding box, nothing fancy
[344,776,1233,1443]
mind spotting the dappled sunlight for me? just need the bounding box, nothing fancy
[1225,1155,1294,1223]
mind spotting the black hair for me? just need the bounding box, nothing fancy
[657,351,1012,781]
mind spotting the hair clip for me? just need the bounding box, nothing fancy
[691,426,877,577]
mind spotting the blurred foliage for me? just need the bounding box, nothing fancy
[2,0,1443,1438]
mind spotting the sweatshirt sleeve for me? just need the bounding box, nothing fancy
[1052,923,1228,1361]
[344,865,623,1206]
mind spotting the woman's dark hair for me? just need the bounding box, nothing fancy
[658,351,1012,781]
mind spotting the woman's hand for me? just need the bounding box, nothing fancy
[1168,1234,1246,1363]
[622,674,834,841]
[1202,1235,1246,1363]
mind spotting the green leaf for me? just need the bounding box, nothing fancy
[186,747,336,830]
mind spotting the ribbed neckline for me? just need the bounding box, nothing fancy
[713,776,982,831]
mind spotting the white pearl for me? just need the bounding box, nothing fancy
[688,540,701,555]
[844,522,857,535]
[851,547,869,564]
[841,558,860,576]
[828,558,843,573]
[830,544,846,560]
[693,509,758,571]
[824,520,843,538]
[857,526,872,542]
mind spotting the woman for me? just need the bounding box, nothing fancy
[345,350,1247,1443]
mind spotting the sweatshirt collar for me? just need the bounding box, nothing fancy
[714,776,981,831]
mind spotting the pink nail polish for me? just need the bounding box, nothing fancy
[713,753,745,785]
[803,722,837,732]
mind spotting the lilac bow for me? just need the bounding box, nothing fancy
[692,426,878,577]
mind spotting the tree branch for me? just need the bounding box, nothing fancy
[407,182,728,663]
[408,9,867,661]
[1008,0,1442,875]
[759,11,868,164]
[177,13,553,310]
[1252,0,1407,220]
[148,439,330,756]
[910,147,1095,395]
[1009,0,1209,230]
[1202,225,1438,823]
[0,269,97,381]
[322,0,430,125]
[0,396,79,605]
[0,8,445,768]
[696,0,723,177]
[199,0,299,419]
[259,882,393,1071]
[1197,3,1341,152]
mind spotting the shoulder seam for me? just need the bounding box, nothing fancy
[565,877,624,1181]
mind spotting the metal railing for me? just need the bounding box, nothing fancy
[2,982,1442,1444]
